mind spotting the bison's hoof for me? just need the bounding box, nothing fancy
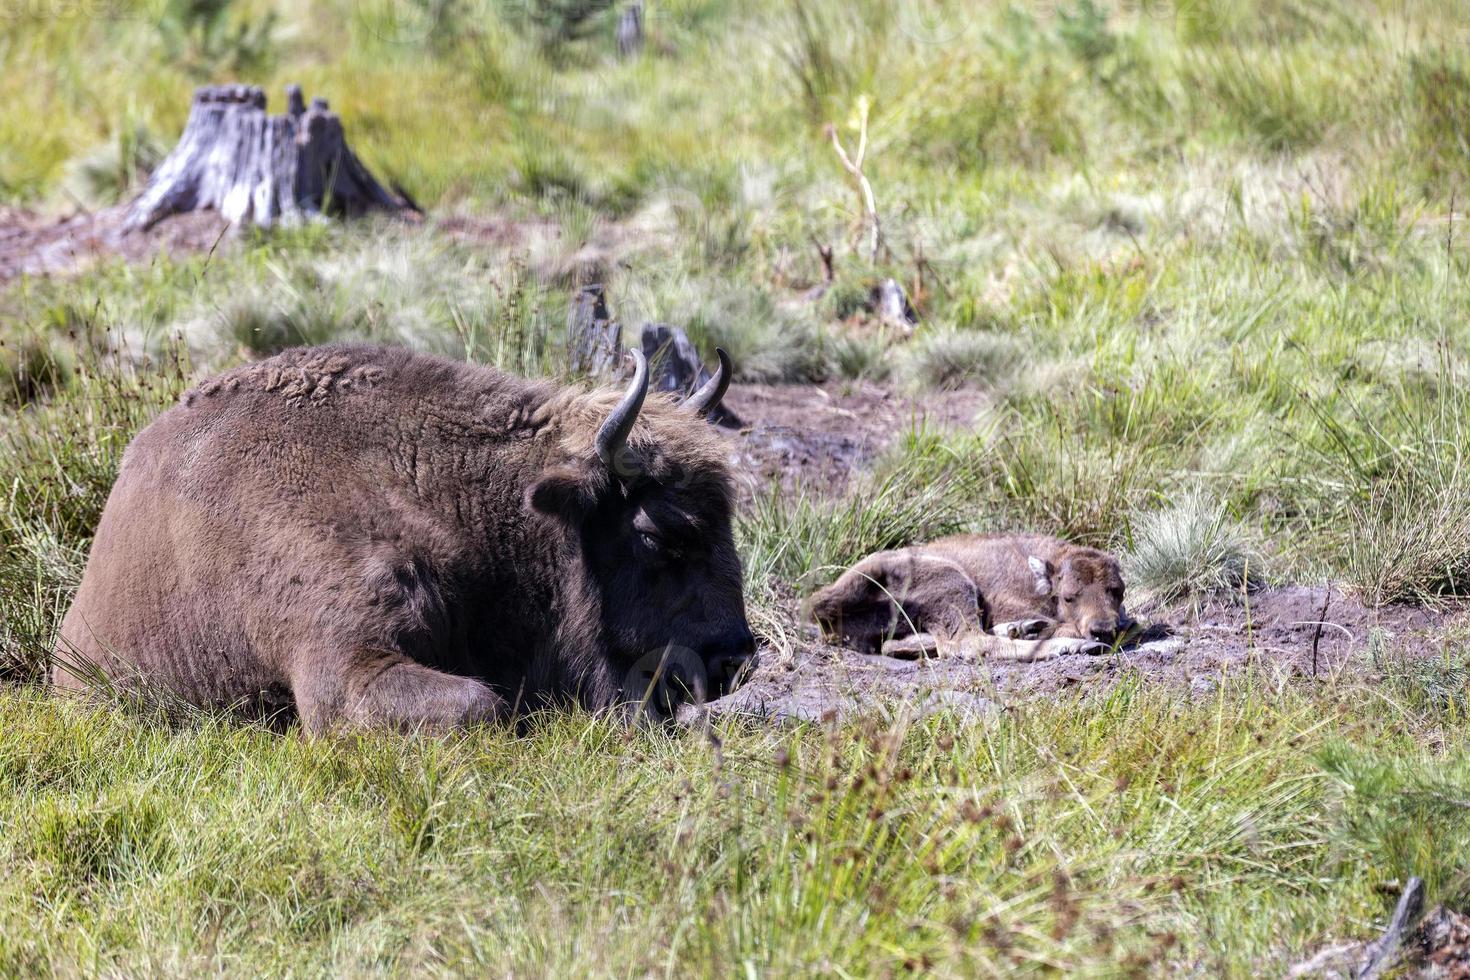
[881,634,940,660]
[993,618,1052,640]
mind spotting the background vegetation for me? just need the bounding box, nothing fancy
[3,0,1470,972]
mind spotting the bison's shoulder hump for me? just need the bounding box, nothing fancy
[179,344,423,409]
[179,344,539,412]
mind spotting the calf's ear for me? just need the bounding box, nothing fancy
[1027,556,1054,596]
[526,466,595,519]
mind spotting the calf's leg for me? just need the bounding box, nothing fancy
[974,635,1109,662]
[990,619,1054,640]
[881,632,1108,662]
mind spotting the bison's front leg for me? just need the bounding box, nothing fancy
[293,650,507,734]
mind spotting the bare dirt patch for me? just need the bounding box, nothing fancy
[718,381,989,498]
[705,586,1470,723]
[0,206,232,284]
[0,207,528,289]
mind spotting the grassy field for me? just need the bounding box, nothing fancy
[5,0,1470,973]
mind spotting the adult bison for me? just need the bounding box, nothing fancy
[53,344,755,730]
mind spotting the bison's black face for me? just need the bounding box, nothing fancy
[527,347,755,713]
[588,481,754,702]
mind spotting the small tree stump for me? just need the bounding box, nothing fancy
[870,277,917,330]
[567,284,622,378]
[801,238,836,301]
[616,2,644,57]
[125,84,415,231]
[640,323,742,428]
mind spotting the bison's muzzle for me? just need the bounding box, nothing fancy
[705,628,758,697]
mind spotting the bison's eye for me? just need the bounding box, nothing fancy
[1061,592,1081,603]
[639,530,685,561]
[633,512,682,558]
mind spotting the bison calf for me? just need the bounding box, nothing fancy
[54,343,755,731]
[808,533,1130,662]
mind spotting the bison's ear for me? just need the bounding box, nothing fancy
[1027,556,1054,597]
[526,466,594,519]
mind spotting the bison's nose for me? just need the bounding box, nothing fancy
[706,630,756,697]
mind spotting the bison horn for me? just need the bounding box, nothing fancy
[683,347,732,419]
[596,348,649,467]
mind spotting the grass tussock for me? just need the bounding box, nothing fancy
[1124,488,1256,604]
[901,326,1023,391]
[739,447,971,594]
[57,121,164,209]
[1339,439,1470,607]
[0,336,188,682]
[1303,378,1470,605]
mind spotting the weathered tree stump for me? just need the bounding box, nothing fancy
[125,84,416,231]
[640,323,742,428]
[567,284,623,378]
[870,277,917,330]
[616,2,643,57]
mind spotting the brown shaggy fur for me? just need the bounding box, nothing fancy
[808,533,1129,661]
[54,344,754,731]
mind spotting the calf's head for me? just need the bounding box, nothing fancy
[527,349,754,710]
[1027,547,1128,642]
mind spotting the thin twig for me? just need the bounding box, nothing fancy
[1242,557,1254,665]
[1310,583,1331,679]
[824,97,884,263]
[1447,186,1456,266]
[1354,876,1423,979]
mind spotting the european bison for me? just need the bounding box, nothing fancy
[54,344,755,730]
[808,533,1130,662]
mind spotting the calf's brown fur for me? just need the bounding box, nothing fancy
[54,344,753,731]
[808,533,1129,661]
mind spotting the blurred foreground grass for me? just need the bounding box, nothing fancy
[2,665,1469,974]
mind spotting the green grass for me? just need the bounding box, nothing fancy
[6,0,1470,972]
[1,669,1468,975]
